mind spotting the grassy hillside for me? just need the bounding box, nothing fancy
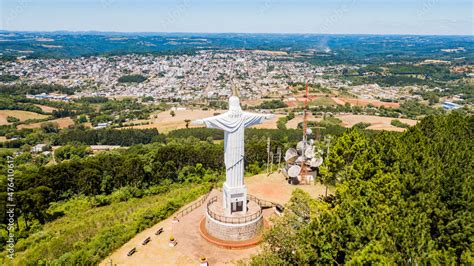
[1,183,210,265]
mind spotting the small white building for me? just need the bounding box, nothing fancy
[93,122,111,129]
[31,144,47,153]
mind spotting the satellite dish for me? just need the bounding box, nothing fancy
[296,141,305,154]
[288,165,301,178]
[295,156,305,164]
[282,166,289,178]
[310,157,323,168]
[285,148,298,164]
[304,146,315,158]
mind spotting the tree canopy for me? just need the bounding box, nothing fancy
[250,112,473,265]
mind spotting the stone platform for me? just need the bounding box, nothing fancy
[204,194,264,242]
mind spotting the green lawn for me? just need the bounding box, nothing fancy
[309,96,338,106]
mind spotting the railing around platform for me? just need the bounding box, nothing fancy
[247,194,277,209]
[206,196,263,224]
[175,189,213,219]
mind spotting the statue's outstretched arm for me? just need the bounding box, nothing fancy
[192,113,229,130]
[243,112,275,128]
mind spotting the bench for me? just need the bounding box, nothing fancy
[155,227,164,235]
[275,204,285,216]
[127,247,136,256]
[142,237,151,245]
[276,204,285,212]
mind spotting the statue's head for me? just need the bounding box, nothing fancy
[229,96,241,111]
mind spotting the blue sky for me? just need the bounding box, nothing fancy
[1,0,473,35]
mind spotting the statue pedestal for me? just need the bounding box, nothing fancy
[222,183,247,216]
[204,194,263,242]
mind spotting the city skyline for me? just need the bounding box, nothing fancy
[1,0,473,36]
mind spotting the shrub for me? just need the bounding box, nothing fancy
[353,122,371,130]
[6,116,20,123]
[391,119,410,128]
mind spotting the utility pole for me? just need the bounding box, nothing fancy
[324,135,332,197]
[270,151,274,174]
[300,81,309,184]
[276,146,282,172]
[266,137,271,176]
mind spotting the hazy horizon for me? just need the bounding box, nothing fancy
[1,0,472,36]
[1,29,472,37]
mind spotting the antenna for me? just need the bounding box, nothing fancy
[300,81,309,184]
[266,137,271,176]
[276,146,282,171]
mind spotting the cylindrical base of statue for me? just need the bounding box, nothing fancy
[204,195,263,242]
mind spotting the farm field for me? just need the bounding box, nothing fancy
[17,117,74,129]
[251,114,282,129]
[34,104,58,113]
[286,114,417,132]
[121,109,280,132]
[333,97,400,108]
[337,114,417,132]
[286,113,321,129]
[0,110,49,125]
[309,96,338,106]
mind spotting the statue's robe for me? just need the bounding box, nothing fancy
[197,95,273,214]
[202,111,270,188]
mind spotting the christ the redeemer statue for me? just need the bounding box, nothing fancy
[193,95,274,215]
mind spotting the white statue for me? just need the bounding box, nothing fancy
[193,96,274,215]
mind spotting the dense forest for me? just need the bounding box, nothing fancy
[249,112,473,265]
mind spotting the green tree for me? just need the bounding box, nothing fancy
[41,122,60,133]
[276,117,288,130]
[6,116,20,123]
[250,112,473,265]
[54,144,92,162]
